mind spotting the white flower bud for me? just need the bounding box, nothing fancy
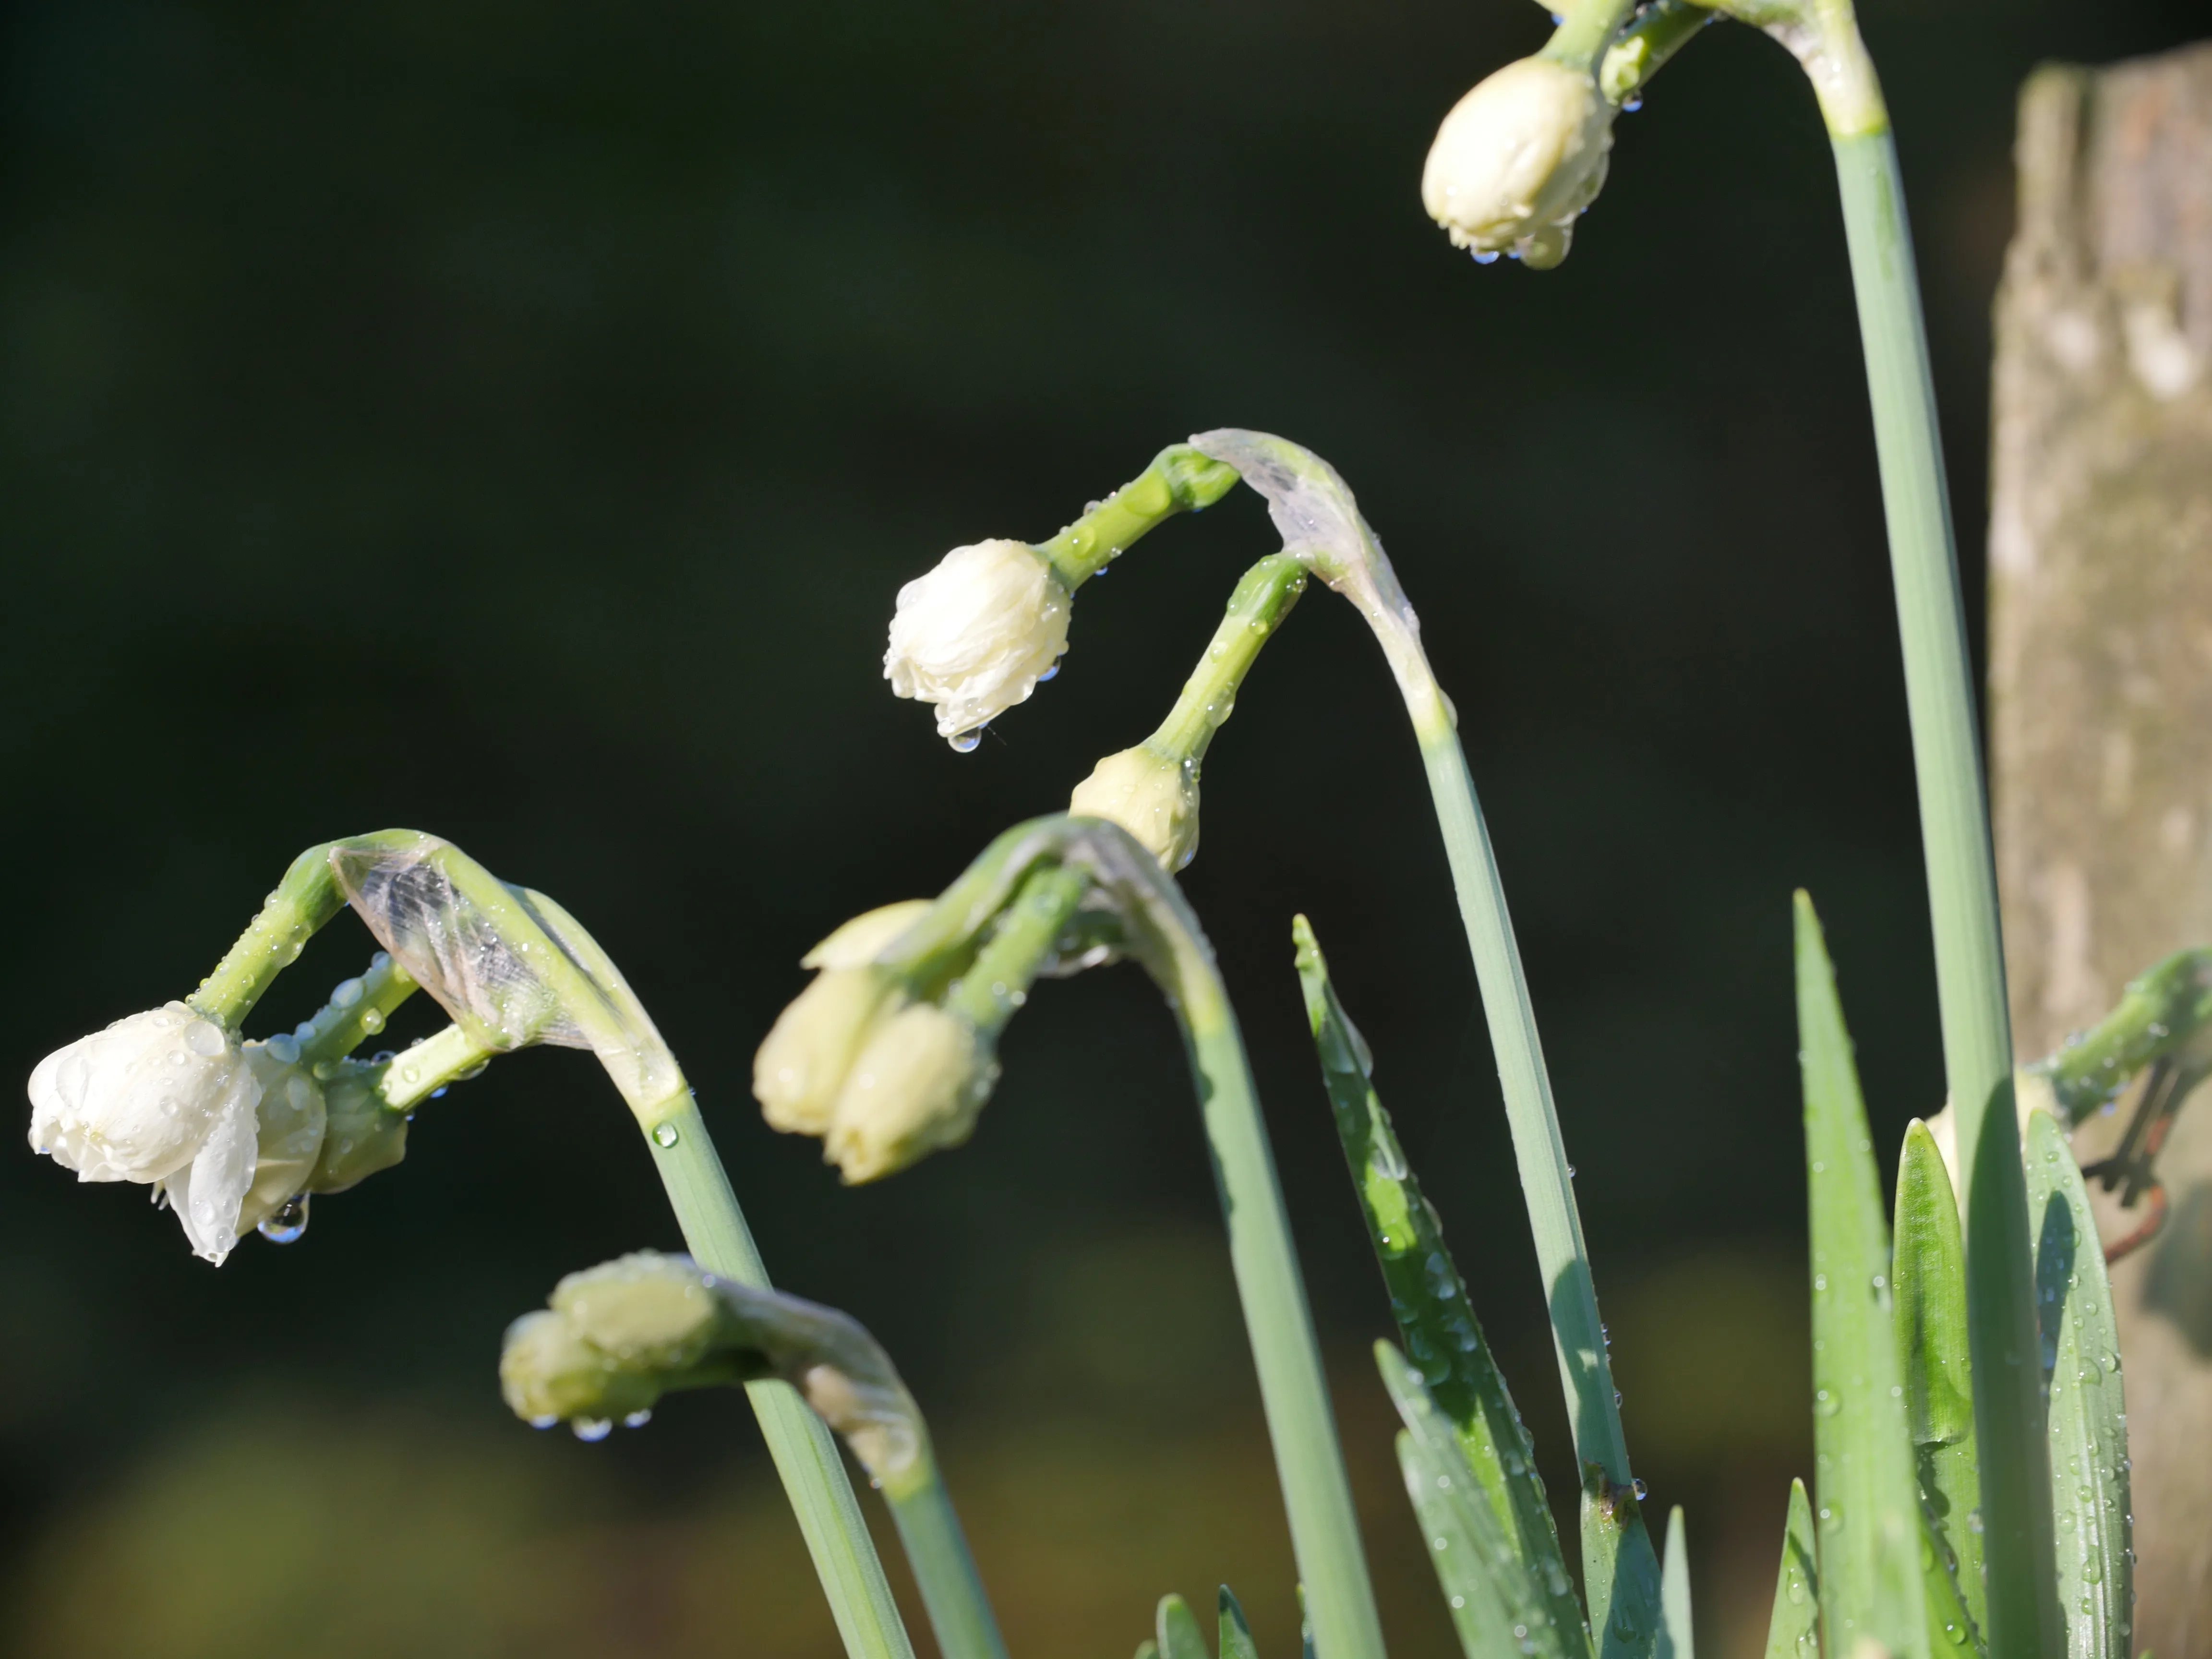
[884,539,1070,745]
[1070,746,1201,872]
[754,969,908,1136]
[27,1003,265,1262]
[1421,57,1612,264]
[827,1004,997,1183]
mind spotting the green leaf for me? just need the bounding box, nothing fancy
[1136,1644,1161,1659]
[1793,892,1931,1659]
[1381,1343,1591,1659]
[1893,1118,1986,1640]
[1919,1504,1984,1658]
[1158,1595,1210,1659]
[1295,916,1586,1651]
[2023,1107,2135,1659]
[1220,1587,1259,1659]
[1764,1479,1819,1659]
[1658,1507,1693,1659]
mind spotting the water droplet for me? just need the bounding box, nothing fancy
[529,1415,558,1430]
[624,1409,653,1429]
[1472,250,1501,265]
[948,729,983,754]
[331,977,365,1009]
[266,1033,301,1065]
[2083,1558,2104,1584]
[1631,1478,1647,1500]
[1038,664,1059,682]
[257,1194,310,1244]
[1814,1388,1841,1417]
[572,1418,613,1442]
[1623,94,1644,112]
[653,1122,680,1148]
[360,1007,386,1035]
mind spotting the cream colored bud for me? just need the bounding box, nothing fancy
[551,1250,722,1372]
[1421,57,1612,262]
[27,1002,265,1263]
[827,1004,997,1183]
[499,1309,661,1427]
[1070,746,1201,872]
[801,899,934,971]
[884,539,1070,745]
[754,969,908,1136]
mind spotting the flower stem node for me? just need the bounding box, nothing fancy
[884,538,1070,746]
[1421,57,1613,266]
[1070,746,1202,873]
[827,1004,997,1183]
[28,1003,264,1262]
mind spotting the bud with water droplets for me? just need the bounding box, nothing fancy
[884,539,1071,745]
[501,1250,929,1491]
[27,1003,265,1262]
[1421,56,1613,267]
[1070,745,1201,873]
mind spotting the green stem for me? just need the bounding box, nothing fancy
[1829,123,2058,1659]
[1539,0,1639,73]
[885,1462,1010,1659]
[1173,953,1385,1659]
[297,954,420,1072]
[649,1091,916,1659]
[377,1024,499,1111]
[1597,0,1711,107]
[1149,555,1309,763]
[943,866,1092,1035]
[1034,444,1240,589]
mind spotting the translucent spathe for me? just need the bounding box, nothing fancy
[1421,57,1612,267]
[884,539,1070,744]
[27,1003,265,1263]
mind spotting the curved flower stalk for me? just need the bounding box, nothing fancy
[883,445,1240,748]
[503,1251,1004,1659]
[27,831,913,1659]
[1438,0,2053,1634]
[1070,555,1310,871]
[756,814,1386,1659]
[876,430,1659,1647]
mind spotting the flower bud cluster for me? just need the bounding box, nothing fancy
[1421,57,1614,268]
[27,981,415,1263]
[753,902,1000,1183]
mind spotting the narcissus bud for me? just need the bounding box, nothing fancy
[827,1004,997,1183]
[306,1066,410,1194]
[755,968,909,1137]
[235,1043,327,1240]
[28,1003,264,1262]
[1070,745,1202,873]
[1421,57,1612,267]
[885,539,1070,746]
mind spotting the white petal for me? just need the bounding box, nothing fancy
[165,1089,263,1264]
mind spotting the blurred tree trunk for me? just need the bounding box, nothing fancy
[1990,39,2212,1659]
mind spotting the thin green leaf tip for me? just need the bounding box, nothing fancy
[1293,913,1585,1650]
[1792,891,1930,1659]
[1658,1507,1692,1659]
[1763,1479,1818,1659]
[1892,1119,1984,1644]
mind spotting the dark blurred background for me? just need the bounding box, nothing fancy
[2,0,2203,1654]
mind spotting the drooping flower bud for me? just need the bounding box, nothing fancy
[28,1003,265,1262]
[884,539,1070,745]
[306,1066,411,1194]
[1070,745,1202,872]
[1421,57,1612,267]
[754,968,909,1137]
[826,1004,997,1183]
[801,900,934,971]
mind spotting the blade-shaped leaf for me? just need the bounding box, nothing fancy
[1764,1479,1819,1659]
[1382,1343,1592,1659]
[1296,916,1586,1649]
[1919,1504,1983,1657]
[1794,893,1930,1659]
[2023,1107,2134,1659]
[1158,1595,1210,1659]
[1220,1587,1259,1659]
[1894,1118,1986,1646]
[1658,1507,1693,1659]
